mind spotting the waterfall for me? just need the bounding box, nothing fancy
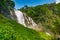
[14,10,26,26]
[11,10,40,31]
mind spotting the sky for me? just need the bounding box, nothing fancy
[14,0,56,9]
[56,0,60,4]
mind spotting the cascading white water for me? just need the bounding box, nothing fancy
[14,10,26,26]
[13,10,40,31]
[45,32,51,36]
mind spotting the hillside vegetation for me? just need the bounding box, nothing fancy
[0,14,45,40]
[20,3,60,39]
[0,0,60,40]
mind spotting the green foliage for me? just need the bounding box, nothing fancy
[20,3,60,39]
[0,0,15,13]
[39,32,53,40]
[0,14,45,40]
